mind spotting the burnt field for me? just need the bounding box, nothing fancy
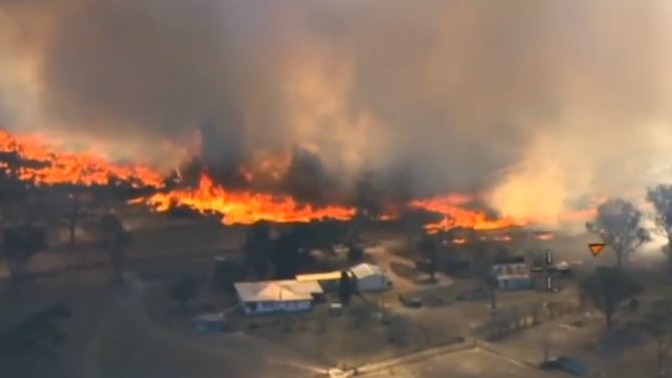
[0,203,617,283]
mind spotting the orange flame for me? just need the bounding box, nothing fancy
[0,128,601,231]
[410,194,521,233]
[0,129,164,187]
[141,173,356,225]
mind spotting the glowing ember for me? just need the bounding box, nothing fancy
[141,173,356,225]
[410,194,521,233]
[0,129,164,187]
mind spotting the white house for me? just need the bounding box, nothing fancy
[348,263,392,292]
[234,280,324,315]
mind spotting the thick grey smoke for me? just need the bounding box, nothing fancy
[2,0,672,225]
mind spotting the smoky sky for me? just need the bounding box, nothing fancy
[2,0,672,225]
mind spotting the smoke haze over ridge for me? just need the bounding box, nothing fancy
[2,0,672,227]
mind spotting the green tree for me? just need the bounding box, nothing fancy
[586,198,650,268]
[631,299,672,375]
[93,213,133,283]
[0,225,48,280]
[338,271,353,305]
[579,266,642,331]
[169,275,202,308]
[243,222,272,279]
[418,234,439,282]
[211,258,242,293]
[346,242,364,263]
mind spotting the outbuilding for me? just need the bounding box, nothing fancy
[234,280,324,315]
[348,263,392,292]
[295,271,343,292]
[491,256,533,291]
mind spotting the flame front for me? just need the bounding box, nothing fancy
[410,194,522,233]
[143,173,356,225]
[0,129,164,187]
[0,128,598,232]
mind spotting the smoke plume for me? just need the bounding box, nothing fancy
[2,0,672,227]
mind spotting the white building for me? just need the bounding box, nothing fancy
[348,263,392,292]
[234,280,324,315]
[295,271,343,292]
[491,258,533,291]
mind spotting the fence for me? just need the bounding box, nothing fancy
[477,300,580,341]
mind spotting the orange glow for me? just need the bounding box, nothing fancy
[492,235,512,242]
[452,237,468,244]
[0,129,164,187]
[140,173,356,225]
[410,194,522,233]
[534,233,555,241]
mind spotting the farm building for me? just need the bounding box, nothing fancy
[348,263,392,292]
[491,256,533,291]
[234,280,324,315]
[295,271,343,292]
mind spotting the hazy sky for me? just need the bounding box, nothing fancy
[2,0,672,226]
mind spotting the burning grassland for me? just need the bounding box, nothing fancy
[0,127,598,234]
[0,129,164,188]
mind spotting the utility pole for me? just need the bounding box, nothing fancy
[530,249,556,291]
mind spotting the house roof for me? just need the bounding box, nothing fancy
[234,280,323,303]
[349,263,384,279]
[295,271,343,282]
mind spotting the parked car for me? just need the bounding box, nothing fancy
[539,356,589,376]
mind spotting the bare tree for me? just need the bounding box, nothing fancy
[586,198,650,268]
[646,185,672,265]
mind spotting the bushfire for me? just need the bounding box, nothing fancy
[409,194,521,233]
[0,130,164,188]
[140,173,356,225]
[0,128,592,233]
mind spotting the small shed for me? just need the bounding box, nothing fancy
[348,263,392,292]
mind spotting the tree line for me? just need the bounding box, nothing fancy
[0,151,146,284]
